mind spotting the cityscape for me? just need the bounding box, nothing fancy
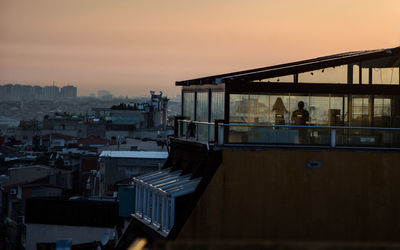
[1,1,400,250]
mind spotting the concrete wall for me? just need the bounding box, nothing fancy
[15,129,39,145]
[6,166,54,186]
[26,224,113,250]
[178,149,400,242]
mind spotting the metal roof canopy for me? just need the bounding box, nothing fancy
[133,169,201,197]
[99,151,168,159]
[176,46,400,86]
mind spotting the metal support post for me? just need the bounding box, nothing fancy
[331,129,336,148]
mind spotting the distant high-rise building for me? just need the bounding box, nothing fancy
[60,85,77,99]
[0,83,76,101]
[10,84,22,101]
[44,86,59,100]
[21,85,33,101]
[1,84,13,101]
[0,85,5,101]
[0,84,24,101]
[33,86,44,100]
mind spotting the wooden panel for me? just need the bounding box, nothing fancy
[178,149,400,241]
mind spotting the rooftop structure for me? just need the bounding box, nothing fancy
[175,46,400,149]
[98,151,168,197]
[25,198,121,249]
[118,46,400,249]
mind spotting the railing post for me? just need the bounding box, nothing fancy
[174,116,188,137]
[161,196,166,231]
[331,129,336,148]
[151,192,156,223]
[169,198,175,231]
[195,123,199,140]
[207,123,211,142]
[214,120,223,143]
[218,124,224,145]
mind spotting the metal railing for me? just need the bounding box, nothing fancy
[176,119,215,142]
[175,117,400,149]
[219,123,400,149]
[134,182,175,235]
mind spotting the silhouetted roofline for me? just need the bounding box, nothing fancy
[176,46,400,86]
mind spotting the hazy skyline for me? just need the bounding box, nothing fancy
[1,0,399,97]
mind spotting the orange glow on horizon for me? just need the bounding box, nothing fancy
[0,0,399,97]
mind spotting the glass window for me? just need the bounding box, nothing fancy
[353,64,360,84]
[249,95,269,123]
[298,65,347,84]
[309,96,329,125]
[229,94,270,124]
[183,92,194,120]
[330,96,346,125]
[351,64,370,84]
[196,92,209,140]
[211,92,225,122]
[229,94,271,143]
[228,93,396,129]
[196,92,208,122]
[374,96,391,127]
[351,95,369,126]
[230,94,249,123]
[361,68,370,84]
[372,68,400,84]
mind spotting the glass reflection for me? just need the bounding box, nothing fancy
[350,96,369,126]
[229,93,394,128]
[372,68,400,84]
[227,93,397,145]
[183,92,195,120]
[211,91,224,122]
[196,92,209,140]
[196,92,208,122]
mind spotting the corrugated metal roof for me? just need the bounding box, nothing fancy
[99,150,168,159]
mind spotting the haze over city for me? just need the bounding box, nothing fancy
[2,0,400,249]
[0,0,399,97]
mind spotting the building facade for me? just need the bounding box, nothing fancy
[117,46,400,248]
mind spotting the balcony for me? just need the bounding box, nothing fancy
[176,119,400,150]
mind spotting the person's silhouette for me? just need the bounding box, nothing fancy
[291,101,309,125]
[272,97,287,125]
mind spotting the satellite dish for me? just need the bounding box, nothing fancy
[101,229,111,246]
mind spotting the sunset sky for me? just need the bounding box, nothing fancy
[0,0,399,97]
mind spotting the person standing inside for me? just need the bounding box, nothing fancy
[291,101,310,144]
[272,97,288,125]
[291,101,309,125]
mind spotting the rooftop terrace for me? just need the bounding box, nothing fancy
[175,46,400,150]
